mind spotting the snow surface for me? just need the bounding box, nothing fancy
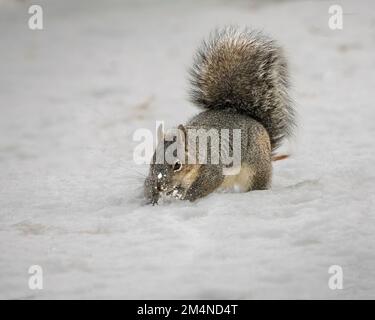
[1,0,375,299]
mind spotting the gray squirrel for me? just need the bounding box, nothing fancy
[144,27,295,204]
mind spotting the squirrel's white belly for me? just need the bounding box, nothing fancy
[217,164,254,193]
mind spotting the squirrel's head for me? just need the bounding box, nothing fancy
[144,124,201,205]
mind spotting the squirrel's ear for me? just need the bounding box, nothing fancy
[177,124,186,136]
[177,124,187,151]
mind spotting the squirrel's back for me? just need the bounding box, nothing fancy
[189,26,295,151]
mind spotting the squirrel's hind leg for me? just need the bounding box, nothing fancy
[251,162,272,190]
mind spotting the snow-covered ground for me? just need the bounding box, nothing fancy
[1,0,375,299]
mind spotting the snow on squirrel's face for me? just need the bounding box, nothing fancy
[143,126,201,205]
[144,161,202,205]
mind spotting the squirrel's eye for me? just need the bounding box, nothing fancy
[173,161,182,172]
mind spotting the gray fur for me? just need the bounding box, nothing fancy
[189,26,295,151]
[144,27,295,204]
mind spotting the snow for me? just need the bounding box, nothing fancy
[1,0,375,299]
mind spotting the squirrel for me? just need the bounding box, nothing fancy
[144,27,295,204]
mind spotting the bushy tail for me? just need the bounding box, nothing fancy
[189,26,295,151]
